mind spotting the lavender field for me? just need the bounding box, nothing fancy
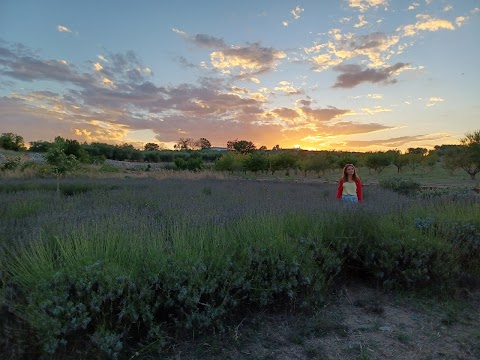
[1,177,479,358]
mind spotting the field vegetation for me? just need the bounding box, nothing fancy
[0,131,479,358]
[0,174,479,359]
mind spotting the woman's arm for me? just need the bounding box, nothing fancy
[356,179,363,201]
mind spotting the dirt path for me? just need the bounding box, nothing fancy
[166,285,480,360]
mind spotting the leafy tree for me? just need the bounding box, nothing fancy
[301,154,330,177]
[391,151,409,174]
[45,148,79,193]
[84,142,116,159]
[444,130,480,179]
[407,147,428,156]
[269,152,298,176]
[63,139,90,163]
[215,153,235,172]
[405,153,423,173]
[364,152,391,174]
[227,139,256,154]
[423,153,439,172]
[196,138,212,150]
[174,138,195,150]
[243,152,268,173]
[0,132,26,151]
[337,154,359,169]
[29,140,52,152]
[258,145,267,151]
[174,157,203,171]
[144,151,161,162]
[215,152,245,172]
[144,142,160,151]
[113,143,143,161]
[1,156,21,171]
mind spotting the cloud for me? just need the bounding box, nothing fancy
[173,29,285,79]
[210,43,286,76]
[361,106,392,114]
[0,44,94,84]
[332,62,409,88]
[299,106,350,122]
[173,29,226,49]
[56,25,71,33]
[271,107,300,120]
[308,31,401,69]
[0,39,405,149]
[455,16,468,27]
[408,3,420,10]
[291,6,304,20]
[348,0,389,12]
[274,81,303,95]
[399,14,455,36]
[354,15,368,28]
[426,97,445,107]
[335,133,448,148]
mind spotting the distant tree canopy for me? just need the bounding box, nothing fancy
[407,147,428,156]
[3,129,479,178]
[174,137,212,150]
[197,137,212,150]
[0,132,26,151]
[227,139,256,154]
[144,142,160,151]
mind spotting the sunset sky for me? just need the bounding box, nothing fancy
[1,0,479,151]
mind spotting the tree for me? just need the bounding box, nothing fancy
[444,130,480,179]
[391,151,409,173]
[337,154,359,169]
[144,142,160,151]
[29,140,52,152]
[243,152,268,173]
[301,154,330,177]
[405,153,423,173]
[0,132,26,151]
[364,152,391,174]
[227,139,256,154]
[407,147,428,156]
[174,138,195,150]
[45,148,79,193]
[269,152,298,176]
[196,138,212,150]
[423,153,439,172]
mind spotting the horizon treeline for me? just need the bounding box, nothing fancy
[1,130,479,179]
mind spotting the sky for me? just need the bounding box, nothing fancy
[0,0,479,151]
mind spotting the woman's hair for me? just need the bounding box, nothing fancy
[342,163,359,181]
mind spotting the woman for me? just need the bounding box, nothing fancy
[336,163,363,203]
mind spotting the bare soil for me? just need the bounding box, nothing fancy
[164,284,480,360]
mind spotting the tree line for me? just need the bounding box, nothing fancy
[1,130,479,179]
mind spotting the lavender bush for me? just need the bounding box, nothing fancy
[0,177,478,358]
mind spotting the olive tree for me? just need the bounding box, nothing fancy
[45,148,79,193]
[444,130,480,180]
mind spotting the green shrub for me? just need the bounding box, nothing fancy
[379,177,421,196]
[1,156,21,171]
[99,163,120,173]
